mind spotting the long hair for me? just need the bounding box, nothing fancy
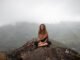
[38,24,48,35]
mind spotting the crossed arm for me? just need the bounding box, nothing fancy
[37,33,48,42]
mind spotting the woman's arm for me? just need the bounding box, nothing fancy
[37,33,48,42]
[40,33,48,42]
[37,37,41,42]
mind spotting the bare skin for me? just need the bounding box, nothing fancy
[37,24,48,47]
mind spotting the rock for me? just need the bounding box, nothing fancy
[0,52,8,60]
[20,47,80,60]
[9,39,80,60]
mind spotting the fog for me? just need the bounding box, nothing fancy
[0,0,80,25]
[0,0,80,53]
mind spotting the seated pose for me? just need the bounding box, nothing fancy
[34,24,51,48]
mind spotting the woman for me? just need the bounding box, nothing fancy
[34,24,51,48]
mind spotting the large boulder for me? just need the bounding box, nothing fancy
[20,47,80,60]
[9,39,80,60]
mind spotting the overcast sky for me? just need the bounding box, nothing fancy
[0,0,80,25]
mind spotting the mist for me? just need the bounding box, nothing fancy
[0,0,80,54]
[0,0,80,25]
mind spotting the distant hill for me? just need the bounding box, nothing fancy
[0,22,80,53]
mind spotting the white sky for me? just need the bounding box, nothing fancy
[0,0,80,25]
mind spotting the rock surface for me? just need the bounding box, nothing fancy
[8,39,80,60]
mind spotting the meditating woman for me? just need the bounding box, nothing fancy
[34,24,51,48]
